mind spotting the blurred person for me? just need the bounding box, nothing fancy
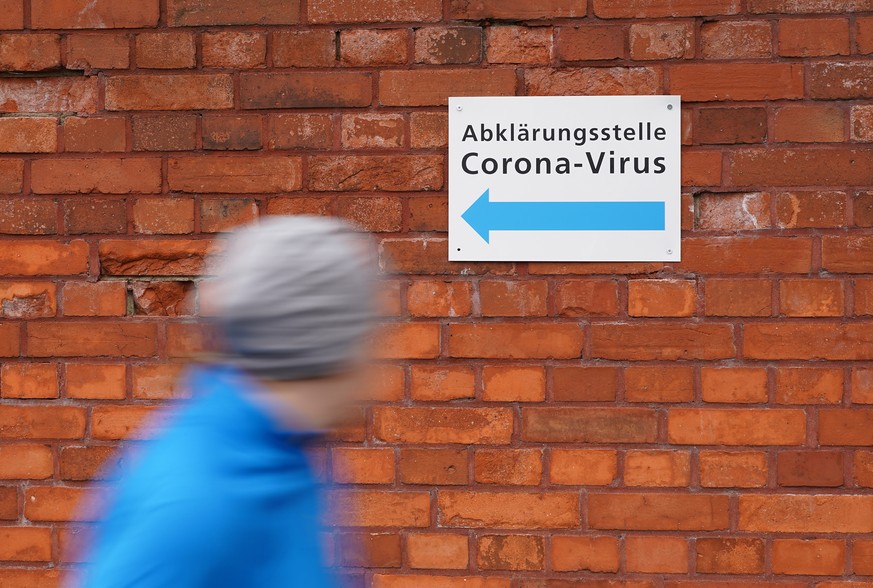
[72,216,377,588]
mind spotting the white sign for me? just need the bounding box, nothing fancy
[448,96,681,262]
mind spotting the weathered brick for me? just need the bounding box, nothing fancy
[0,34,60,71]
[340,29,408,66]
[700,21,772,58]
[739,494,873,532]
[241,72,371,109]
[0,240,89,276]
[590,323,734,360]
[439,491,579,529]
[588,493,730,530]
[381,69,516,106]
[522,408,658,443]
[0,77,98,113]
[64,117,126,153]
[668,408,806,445]
[745,323,873,360]
[99,239,212,276]
[106,74,234,111]
[66,33,130,69]
[525,67,661,96]
[168,156,301,193]
[32,158,161,194]
[449,323,584,359]
[594,0,740,17]
[373,407,513,444]
[32,0,159,28]
[406,533,467,569]
[809,61,873,99]
[273,30,336,67]
[670,63,802,101]
[135,32,196,69]
[202,31,266,68]
[167,0,298,25]
[415,27,482,65]
[310,0,440,23]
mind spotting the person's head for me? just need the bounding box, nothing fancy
[200,215,377,428]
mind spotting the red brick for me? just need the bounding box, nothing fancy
[381,69,515,107]
[132,114,197,151]
[589,493,730,530]
[0,570,62,587]
[106,74,233,110]
[738,494,873,533]
[668,408,806,445]
[26,485,105,521]
[373,576,507,588]
[0,34,60,71]
[776,190,846,228]
[549,449,617,486]
[482,366,544,402]
[379,238,513,276]
[705,279,772,317]
[780,279,844,317]
[0,323,19,357]
[0,282,56,319]
[486,26,552,64]
[853,366,873,403]
[338,532,401,568]
[63,198,125,235]
[556,279,619,317]
[553,366,617,402]
[136,32,195,69]
[772,539,845,575]
[550,536,619,572]
[594,0,740,17]
[341,113,405,149]
[628,279,696,317]
[28,322,157,357]
[809,61,873,99]
[698,108,767,144]
[415,27,481,65]
[201,198,258,233]
[0,406,85,439]
[32,158,161,194]
[32,0,158,28]
[523,407,658,443]
[0,159,23,193]
[856,451,873,487]
[59,445,119,481]
[1,363,57,399]
[340,29,408,66]
[557,25,626,61]
[0,444,53,479]
[328,490,430,527]
[700,21,772,58]
[853,105,873,141]
[267,113,334,150]
[132,197,194,234]
[241,72,371,109]
[374,407,512,444]
[780,18,849,57]
[439,490,579,529]
[625,450,691,487]
[525,67,661,96]
[774,105,844,143]
[474,449,542,485]
[699,450,768,488]
[399,448,468,485]
[374,324,440,359]
[478,535,543,571]
[202,31,266,68]
[820,409,873,445]
[409,366,473,402]
[696,538,765,574]
[167,0,298,25]
[630,22,694,60]
[0,240,89,276]
[0,77,97,113]
[696,192,770,230]
[66,363,126,400]
[407,281,471,318]
[701,367,768,404]
[451,0,583,18]
[63,281,127,316]
[449,323,583,359]
[273,30,336,67]
[92,405,163,440]
[408,195,447,231]
[311,0,440,22]
[0,2,23,29]
[0,199,57,235]
[63,117,126,153]
[681,150,722,186]
[778,451,844,487]
[746,322,873,360]
[670,64,802,101]
[0,526,52,561]
[680,237,813,273]
[480,280,547,317]
[626,366,694,402]
[166,323,220,358]
[591,323,734,360]
[751,0,873,11]
[0,486,17,519]
[407,533,467,569]
[201,115,262,151]
[168,155,300,193]
[66,33,129,69]
[626,535,688,573]
[860,16,873,53]
[332,448,395,485]
[776,368,843,404]
[855,540,873,574]
[132,364,186,399]
[824,236,873,272]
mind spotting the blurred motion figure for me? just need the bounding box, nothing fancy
[73,216,376,588]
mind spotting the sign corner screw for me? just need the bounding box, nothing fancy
[667,249,673,255]
[456,105,462,111]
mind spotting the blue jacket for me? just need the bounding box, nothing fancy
[77,364,335,588]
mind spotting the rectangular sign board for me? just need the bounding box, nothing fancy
[448,95,681,262]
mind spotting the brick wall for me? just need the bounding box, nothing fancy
[0,0,872,586]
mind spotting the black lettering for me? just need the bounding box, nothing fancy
[516,158,532,174]
[586,151,606,174]
[462,152,478,174]
[633,157,650,174]
[535,157,551,174]
[462,125,477,141]
[653,157,666,174]
[482,157,497,174]
[556,158,571,174]
[654,127,666,140]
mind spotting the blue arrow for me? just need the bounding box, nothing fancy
[461,189,666,243]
